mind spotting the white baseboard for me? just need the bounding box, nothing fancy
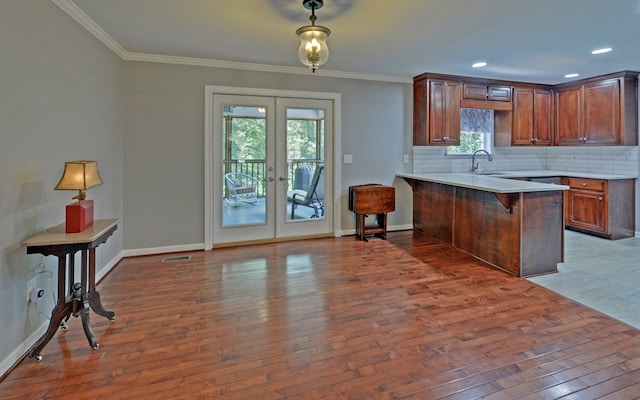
[1,250,125,378]
[0,321,48,378]
[96,250,124,282]
[122,243,205,258]
[339,223,413,237]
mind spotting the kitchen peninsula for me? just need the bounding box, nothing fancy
[398,173,568,277]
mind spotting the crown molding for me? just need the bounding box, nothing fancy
[52,0,127,58]
[123,52,412,83]
[53,0,412,84]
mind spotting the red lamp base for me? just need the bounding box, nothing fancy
[65,200,94,233]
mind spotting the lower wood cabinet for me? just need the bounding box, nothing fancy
[562,177,635,239]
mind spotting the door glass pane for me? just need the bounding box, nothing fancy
[221,105,267,227]
[285,108,325,222]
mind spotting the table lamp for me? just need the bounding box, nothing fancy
[54,160,104,233]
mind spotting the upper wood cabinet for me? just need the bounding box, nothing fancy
[554,72,638,146]
[463,83,512,102]
[414,75,461,146]
[413,70,638,147]
[512,86,553,145]
[555,85,583,145]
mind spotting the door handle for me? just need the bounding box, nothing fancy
[279,176,287,181]
[268,177,274,182]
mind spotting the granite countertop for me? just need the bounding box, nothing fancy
[490,170,637,180]
[397,170,636,194]
[397,173,569,193]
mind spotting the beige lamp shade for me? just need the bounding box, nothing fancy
[54,160,104,201]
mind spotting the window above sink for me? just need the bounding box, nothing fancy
[445,108,493,157]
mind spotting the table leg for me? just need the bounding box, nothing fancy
[28,256,71,360]
[71,281,98,349]
[378,213,388,240]
[87,248,115,321]
[29,302,73,360]
[356,214,367,241]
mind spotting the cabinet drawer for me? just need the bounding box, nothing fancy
[566,178,605,191]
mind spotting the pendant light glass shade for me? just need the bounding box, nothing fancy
[295,0,330,73]
[296,25,330,72]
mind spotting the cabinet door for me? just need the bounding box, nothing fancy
[533,89,553,145]
[512,87,552,145]
[584,78,620,144]
[512,87,534,145]
[413,78,428,145]
[565,189,606,233]
[462,83,487,100]
[555,86,583,145]
[463,84,511,101]
[487,86,512,102]
[429,80,461,145]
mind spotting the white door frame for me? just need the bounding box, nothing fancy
[204,85,342,250]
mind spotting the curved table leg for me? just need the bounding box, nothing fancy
[79,299,98,349]
[88,290,115,321]
[29,301,73,360]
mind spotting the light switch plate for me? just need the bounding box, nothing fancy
[404,154,410,163]
[344,154,353,164]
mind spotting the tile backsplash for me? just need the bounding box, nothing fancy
[413,146,638,176]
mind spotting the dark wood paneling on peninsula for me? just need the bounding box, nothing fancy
[407,178,564,277]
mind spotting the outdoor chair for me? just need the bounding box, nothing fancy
[225,172,258,206]
[287,165,324,219]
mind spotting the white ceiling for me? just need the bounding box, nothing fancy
[64,0,640,84]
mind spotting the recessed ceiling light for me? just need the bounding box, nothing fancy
[591,47,613,55]
[472,62,487,68]
[564,73,580,78]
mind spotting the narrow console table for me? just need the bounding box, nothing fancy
[23,218,118,360]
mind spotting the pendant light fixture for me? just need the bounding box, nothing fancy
[296,0,331,73]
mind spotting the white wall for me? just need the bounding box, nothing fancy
[0,1,414,374]
[0,0,124,374]
[123,62,414,250]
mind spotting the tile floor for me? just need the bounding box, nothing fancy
[529,230,640,329]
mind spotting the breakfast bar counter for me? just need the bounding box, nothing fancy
[398,173,569,277]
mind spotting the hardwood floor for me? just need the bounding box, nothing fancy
[2,231,640,399]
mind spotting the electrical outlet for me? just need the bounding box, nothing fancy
[404,154,410,163]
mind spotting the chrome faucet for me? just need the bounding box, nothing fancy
[470,149,494,172]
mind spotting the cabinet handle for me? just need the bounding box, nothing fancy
[582,182,587,186]
[598,197,603,201]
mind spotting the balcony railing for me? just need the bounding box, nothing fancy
[224,160,323,197]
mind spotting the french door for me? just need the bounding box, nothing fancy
[210,93,333,246]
